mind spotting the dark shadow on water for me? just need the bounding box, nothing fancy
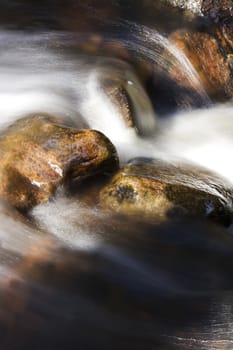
[0,218,233,349]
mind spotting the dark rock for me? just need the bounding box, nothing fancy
[0,114,119,211]
[99,60,157,136]
[99,158,233,226]
[202,0,233,21]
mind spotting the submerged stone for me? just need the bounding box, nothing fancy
[0,115,119,211]
[99,158,233,226]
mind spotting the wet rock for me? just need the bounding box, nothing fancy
[140,0,202,20]
[164,0,233,101]
[201,0,233,21]
[0,115,119,211]
[99,60,157,136]
[99,158,233,226]
[165,0,202,16]
[167,27,233,100]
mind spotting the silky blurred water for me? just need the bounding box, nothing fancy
[0,1,233,349]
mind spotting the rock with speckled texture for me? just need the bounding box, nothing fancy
[166,25,233,101]
[0,114,119,211]
[99,158,233,226]
[202,0,233,20]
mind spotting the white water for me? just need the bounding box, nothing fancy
[168,0,202,15]
[0,21,232,350]
[122,21,211,105]
[0,29,232,249]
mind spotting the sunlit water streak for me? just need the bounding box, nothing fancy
[124,21,209,97]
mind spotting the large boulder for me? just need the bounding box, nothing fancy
[0,114,119,211]
[100,158,233,226]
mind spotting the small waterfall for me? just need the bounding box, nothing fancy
[121,21,211,105]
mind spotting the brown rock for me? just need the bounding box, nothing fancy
[0,114,119,211]
[167,28,233,100]
[101,62,157,136]
[99,158,233,226]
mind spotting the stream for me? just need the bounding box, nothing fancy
[0,1,233,349]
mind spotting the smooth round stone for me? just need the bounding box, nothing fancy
[99,158,233,226]
[0,114,119,211]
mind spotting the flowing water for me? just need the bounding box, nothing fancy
[0,1,233,349]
